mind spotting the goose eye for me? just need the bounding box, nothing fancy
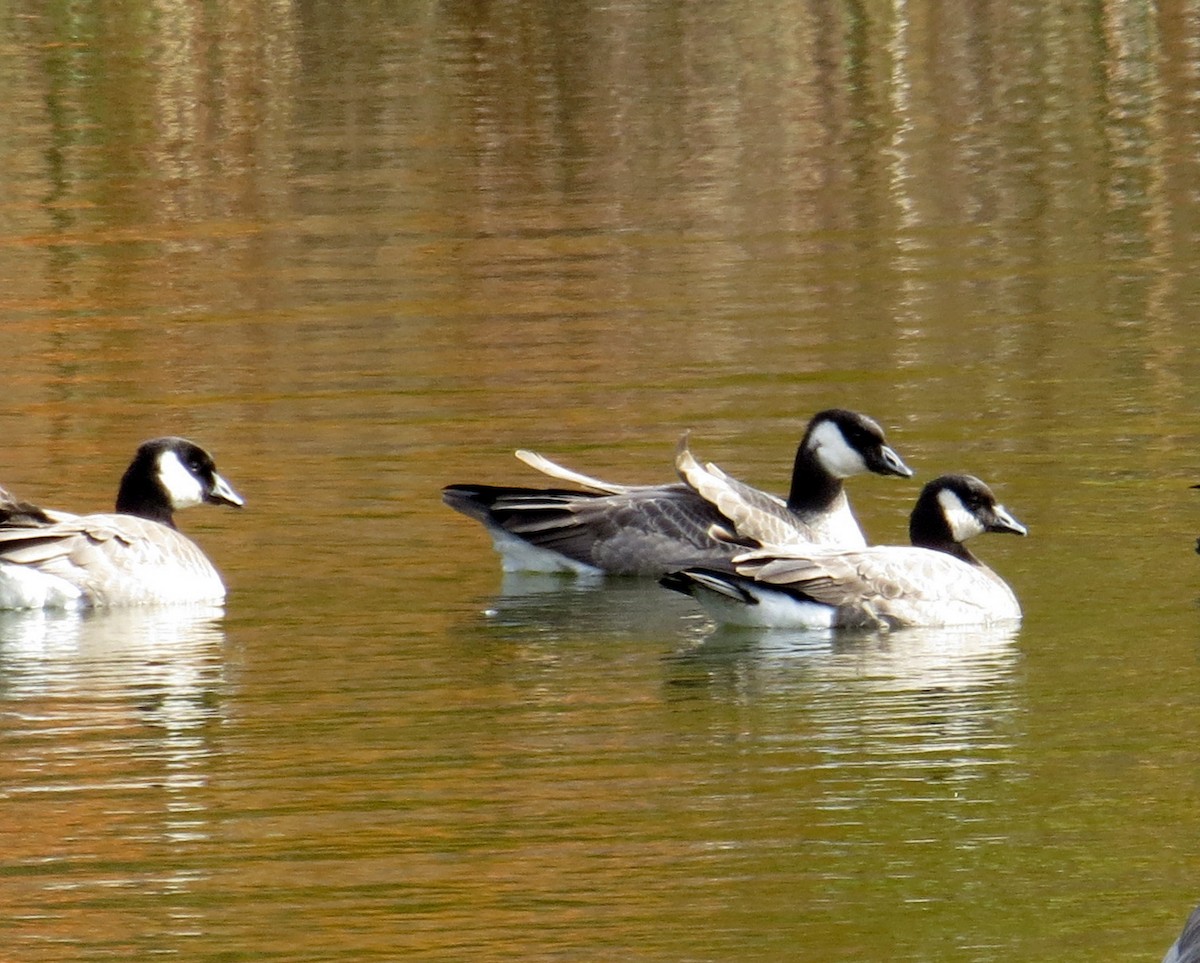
[850,426,876,447]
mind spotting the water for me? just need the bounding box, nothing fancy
[2,0,1200,959]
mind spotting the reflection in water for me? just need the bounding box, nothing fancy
[655,622,1023,936]
[0,604,227,708]
[469,575,1020,750]
[666,620,1023,806]
[692,620,1024,693]
[448,587,1025,958]
[0,606,228,947]
[467,571,707,641]
[468,573,1021,821]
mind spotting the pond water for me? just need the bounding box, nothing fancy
[2,1,1200,960]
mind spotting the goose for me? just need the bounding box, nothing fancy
[0,437,244,609]
[660,474,1025,629]
[442,408,913,577]
[1164,904,1200,963]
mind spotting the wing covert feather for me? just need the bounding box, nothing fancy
[675,438,820,547]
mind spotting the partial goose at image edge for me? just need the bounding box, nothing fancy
[0,437,244,611]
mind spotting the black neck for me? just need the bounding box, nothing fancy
[115,469,177,528]
[909,497,978,565]
[787,444,842,512]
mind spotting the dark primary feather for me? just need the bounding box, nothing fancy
[443,483,756,575]
[0,486,60,527]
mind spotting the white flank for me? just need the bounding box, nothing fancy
[0,563,85,610]
[688,576,838,629]
[488,527,603,576]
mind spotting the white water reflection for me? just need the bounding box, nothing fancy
[471,572,705,641]
[0,604,227,713]
[672,618,1023,718]
[658,619,1025,923]
[709,620,1024,693]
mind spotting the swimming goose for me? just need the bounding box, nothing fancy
[0,437,244,609]
[442,409,913,577]
[660,474,1025,629]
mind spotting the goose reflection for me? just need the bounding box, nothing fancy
[0,605,228,901]
[0,604,227,710]
[671,619,1021,691]
[665,621,1022,795]
[465,571,703,641]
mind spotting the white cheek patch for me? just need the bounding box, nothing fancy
[808,420,869,479]
[157,450,206,509]
[937,489,986,542]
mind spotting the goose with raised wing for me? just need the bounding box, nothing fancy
[442,409,912,577]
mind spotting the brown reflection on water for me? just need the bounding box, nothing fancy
[2,0,1199,437]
